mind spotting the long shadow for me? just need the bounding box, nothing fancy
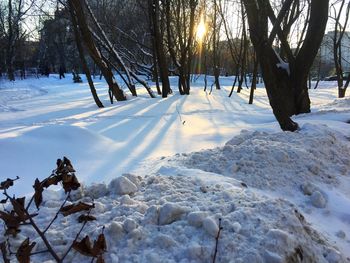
[85,94,188,182]
[85,93,184,140]
[213,87,274,122]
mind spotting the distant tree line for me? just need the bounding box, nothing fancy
[0,0,348,131]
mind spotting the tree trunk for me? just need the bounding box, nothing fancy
[84,0,137,97]
[213,0,220,90]
[149,9,161,96]
[6,0,15,81]
[339,72,349,97]
[69,0,126,101]
[243,0,329,131]
[151,0,170,98]
[249,55,258,104]
[69,1,104,108]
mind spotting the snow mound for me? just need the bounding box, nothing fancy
[173,124,350,193]
[6,174,344,262]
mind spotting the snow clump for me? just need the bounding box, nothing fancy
[109,175,138,195]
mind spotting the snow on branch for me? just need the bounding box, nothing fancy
[274,49,290,75]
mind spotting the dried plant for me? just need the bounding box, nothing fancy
[212,218,223,263]
[0,157,106,263]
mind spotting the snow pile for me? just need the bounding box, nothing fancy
[2,172,345,263]
[171,124,350,193]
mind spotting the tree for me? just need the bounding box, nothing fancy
[329,0,350,98]
[3,0,35,81]
[68,0,127,102]
[149,0,171,97]
[212,0,221,90]
[68,1,104,108]
[165,0,198,95]
[39,7,72,75]
[242,0,329,131]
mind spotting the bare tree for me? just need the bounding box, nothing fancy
[243,0,329,131]
[149,0,171,97]
[329,0,350,98]
[68,0,126,101]
[165,0,198,95]
[68,0,104,108]
[212,0,221,90]
[3,0,35,80]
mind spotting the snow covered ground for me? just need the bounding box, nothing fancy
[0,75,349,262]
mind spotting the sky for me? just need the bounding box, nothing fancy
[13,0,350,44]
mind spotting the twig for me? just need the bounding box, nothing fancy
[176,103,186,125]
[30,249,50,256]
[213,218,223,263]
[43,193,70,234]
[60,208,93,262]
[3,191,60,262]
[26,208,61,261]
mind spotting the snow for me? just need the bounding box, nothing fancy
[0,74,350,262]
[274,49,290,75]
[109,176,138,195]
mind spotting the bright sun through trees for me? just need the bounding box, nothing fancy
[196,16,206,42]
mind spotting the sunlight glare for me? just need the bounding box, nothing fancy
[196,17,206,42]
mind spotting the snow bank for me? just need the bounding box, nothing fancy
[172,124,349,194]
[2,172,344,263]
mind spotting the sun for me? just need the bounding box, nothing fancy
[196,17,206,42]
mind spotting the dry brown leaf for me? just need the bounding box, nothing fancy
[56,158,63,168]
[42,176,61,188]
[77,214,96,223]
[33,179,44,209]
[62,174,80,193]
[73,233,107,258]
[72,235,93,257]
[5,227,21,237]
[16,238,36,263]
[0,197,8,204]
[0,209,37,237]
[96,255,105,263]
[60,202,94,217]
[10,197,26,221]
[0,210,21,230]
[91,233,107,257]
[0,177,19,190]
[63,156,72,167]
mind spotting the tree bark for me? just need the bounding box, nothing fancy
[150,0,171,98]
[69,0,126,101]
[6,0,15,81]
[249,54,258,104]
[68,1,104,108]
[243,0,329,131]
[213,0,220,90]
